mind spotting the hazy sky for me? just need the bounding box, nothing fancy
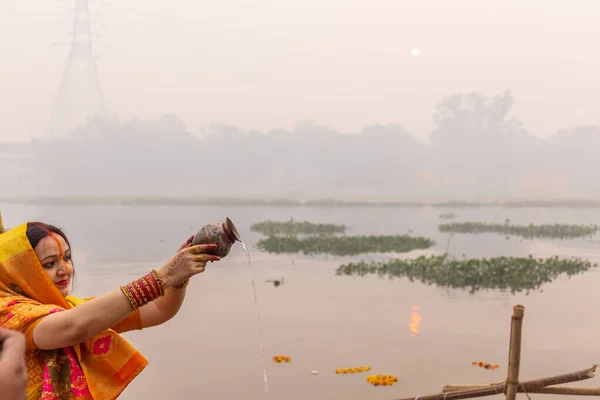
[1,0,599,142]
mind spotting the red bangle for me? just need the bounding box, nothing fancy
[120,271,166,310]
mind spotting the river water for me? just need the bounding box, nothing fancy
[3,204,600,399]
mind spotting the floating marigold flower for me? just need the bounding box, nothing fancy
[335,366,371,374]
[367,374,398,386]
[472,361,499,370]
[272,356,291,363]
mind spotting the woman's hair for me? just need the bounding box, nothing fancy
[26,222,77,287]
[26,222,71,250]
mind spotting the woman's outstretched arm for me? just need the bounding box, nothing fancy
[34,288,137,349]
[30,244,218,350]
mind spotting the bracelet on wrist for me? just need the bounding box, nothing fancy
[120,270,166,310]
[151,269,166,295]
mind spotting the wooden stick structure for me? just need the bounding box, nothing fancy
[505,305,524,400]
[393,305,599,400]
[444,383,600,396]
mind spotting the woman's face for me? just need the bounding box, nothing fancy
[33,234,73,297]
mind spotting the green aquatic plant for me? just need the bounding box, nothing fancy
[439,221,598,239]
[251,219,436,256]
[336,255,596,294]
[250,219,347,236]
[256,234,435,256]
[252,219,436,256]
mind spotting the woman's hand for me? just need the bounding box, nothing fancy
[157,244,220,288]
[136,236,211,329]
[175,236,194,253]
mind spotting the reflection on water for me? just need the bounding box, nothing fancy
[3,204,600,399]
[408,306,421,337]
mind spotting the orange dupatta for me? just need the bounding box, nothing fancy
[0,223,148,400]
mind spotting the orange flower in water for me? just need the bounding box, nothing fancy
[367,374,398,386]
[472,361,499,370]
[336,366,371,374]
[273,356,291,363]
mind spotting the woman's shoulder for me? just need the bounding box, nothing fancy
[0,295,67,324]
[0,294,63,307]
[0,294,95,319]
[0,295,39,308]
[0,295,69,350]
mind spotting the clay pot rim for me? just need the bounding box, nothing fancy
[224,217,241,242]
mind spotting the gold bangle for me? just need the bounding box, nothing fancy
[172,279,189,290]
[120,285,138,309]
[151,269,166,295]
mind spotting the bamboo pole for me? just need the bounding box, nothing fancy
[392,365,597,400]
[442,384,504,391]
[531,386,600,395]
[443,384,600,396]
[505,304,525,400]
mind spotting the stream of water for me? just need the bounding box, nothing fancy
[242,240,270,399]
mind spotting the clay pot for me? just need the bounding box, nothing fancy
[191,217,241,258]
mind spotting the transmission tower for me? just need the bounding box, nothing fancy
[47,0,107,138]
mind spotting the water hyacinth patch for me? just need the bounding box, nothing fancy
[336,255,596,294]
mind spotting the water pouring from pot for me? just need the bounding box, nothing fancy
[191,217,268,397]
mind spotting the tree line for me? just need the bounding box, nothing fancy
[24,91,600,199]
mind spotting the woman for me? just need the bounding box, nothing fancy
[0,220,220,399]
